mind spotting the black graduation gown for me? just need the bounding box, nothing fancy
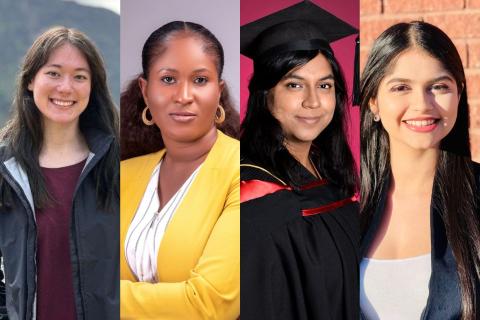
[360,161,480,319]
[240,161,360,320]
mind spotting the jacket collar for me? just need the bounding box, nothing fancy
[0,127,116,214]
[81,126,115,159]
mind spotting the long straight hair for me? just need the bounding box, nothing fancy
[241,44,357,196]
[0,26,119,211]
[360,21,479,319]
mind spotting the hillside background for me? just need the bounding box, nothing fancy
[0,0,120,125]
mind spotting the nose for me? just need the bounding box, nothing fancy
[57,76,74,94]
[301,86,320,109]
[411,89,434,112]
[174,81,193,105]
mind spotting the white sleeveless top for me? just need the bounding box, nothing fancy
[124,160,201,283]
[360,254,431,319]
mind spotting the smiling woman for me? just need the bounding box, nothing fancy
[268,54,337,147]
[360,21,480,320]
[369,49,459,151]
[0,26,119,320]
[28,44,92,128]
[239,1,360,319]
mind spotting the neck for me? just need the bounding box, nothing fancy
[163,127,218,164]
[285,140,312,168]
[41,120,86,155]
[389,142,438,195]
[39,119,89,167]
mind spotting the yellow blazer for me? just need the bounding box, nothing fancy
[120,131,240,319]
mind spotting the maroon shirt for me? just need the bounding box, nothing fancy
[36,159,86,320]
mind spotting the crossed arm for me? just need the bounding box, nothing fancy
[120,178,240,319]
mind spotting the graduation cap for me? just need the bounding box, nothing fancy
[241,0,360,105]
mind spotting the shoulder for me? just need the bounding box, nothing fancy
[121,149,164,174]
[240,158,292,203]
[202,131,239,177]
[213,131,240,163]
[240,157,285,185]
[0,144,12,163]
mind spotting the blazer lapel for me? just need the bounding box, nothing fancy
[156,131,229,281]
[120,149,166,280]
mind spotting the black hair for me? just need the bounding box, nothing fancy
[241,43,357,196]
[121,21,239,160]
[360,21,478,319]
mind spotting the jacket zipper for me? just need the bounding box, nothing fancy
[69,152,99,319]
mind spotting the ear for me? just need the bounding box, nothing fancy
[27,81,34,92]
[138,76,149,105]
[369,97,379,114]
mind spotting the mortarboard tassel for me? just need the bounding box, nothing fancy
[353,36,360,106]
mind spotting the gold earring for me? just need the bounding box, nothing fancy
[215,105,225,124]
[142,106,155,126]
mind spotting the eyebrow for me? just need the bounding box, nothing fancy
[156,67,212,74]
[429,75,456,83]
[386,75,455,85]
[46,64,90,73]
[283,73,334,81]
[192,68,211,73]
[157,67,178,74]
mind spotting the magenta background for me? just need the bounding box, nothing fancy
[240,0,360,167]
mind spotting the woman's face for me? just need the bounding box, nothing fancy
[370,48,460,151]
[28,43,91,126]
[269,53,336,146]
[139,35,223,143]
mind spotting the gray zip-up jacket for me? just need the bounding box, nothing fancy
[0,129,119,320]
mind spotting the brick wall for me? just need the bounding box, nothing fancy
[360,0,480,162]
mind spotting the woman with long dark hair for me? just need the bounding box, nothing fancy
[0,26,119,319]
[360,21,480,319]
[120,21,240,319]
[240,2,359,319]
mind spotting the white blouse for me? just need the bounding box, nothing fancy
[360,254,432,320]
[124,160,201,282]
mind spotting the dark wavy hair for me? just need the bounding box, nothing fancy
[360,21,478,319]
[0,26,119,211]
[241,43,357,196]
[121,21,239,160]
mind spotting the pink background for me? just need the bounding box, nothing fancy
[240,0,360,167]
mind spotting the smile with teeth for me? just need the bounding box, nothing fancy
[51,99,75,107]
[403,119,437,127]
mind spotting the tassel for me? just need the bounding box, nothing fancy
[353,36,360,106]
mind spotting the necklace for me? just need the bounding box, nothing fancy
[309,157,322,179]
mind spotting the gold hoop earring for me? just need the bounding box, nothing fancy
[142,106,155,126]
[215,105,225,124]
